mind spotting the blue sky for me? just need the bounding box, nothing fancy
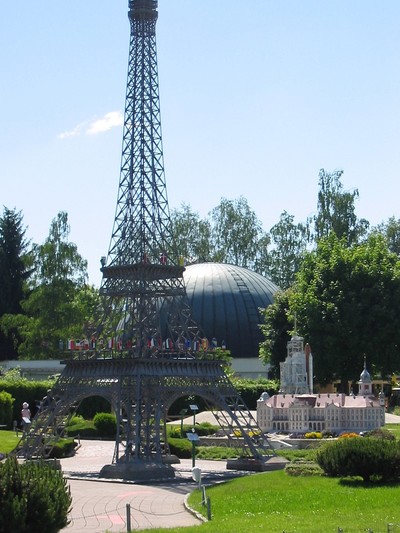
[1,1,399,286]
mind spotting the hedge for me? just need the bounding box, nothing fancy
[0,391,14,427]
[0,380,51,426]
[316,438,400,483]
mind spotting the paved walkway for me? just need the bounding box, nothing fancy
[60,414,400,532]
[60,440,237,532]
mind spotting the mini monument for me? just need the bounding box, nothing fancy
[257,335,385,435]
[16,0,278,479]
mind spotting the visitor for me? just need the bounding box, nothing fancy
[21,402,31,434]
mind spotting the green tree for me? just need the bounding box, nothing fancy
[0,208,32,360]
[2,212,93,359]
[309,168,369,246]
[259,289,292,379]
[264,211,307,289]
[373,216,400,256]
[210,196,265,269]
[170,204,212,263]
[291,233,400,385]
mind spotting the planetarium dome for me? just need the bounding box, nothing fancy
[183,262,279,359]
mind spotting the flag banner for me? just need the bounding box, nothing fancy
[202,338,209,351]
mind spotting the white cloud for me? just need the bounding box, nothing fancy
[57,111,123,139]
[57,122,87,139]
[86,111,123,135]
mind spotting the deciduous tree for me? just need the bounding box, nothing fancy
[309,168,369,246]
[170,204,212,263]
[209,196,265,269]
[291,234,400,385]
[264,211,307,289]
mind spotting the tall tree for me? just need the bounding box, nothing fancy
[310,168,369,246]
[259,289,293,379]
[2,212,92,359]
[290,233,400,385]
[263,211,307,289]
[0,208,32,359]
[170,204,212,263]
[373,216,400,256]
[210,196,265,269]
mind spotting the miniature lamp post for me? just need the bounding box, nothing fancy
[188,404,199,468]
[189,404,198,428]
[179,408,187,438]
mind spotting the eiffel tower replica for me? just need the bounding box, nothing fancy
[16,0,277,480]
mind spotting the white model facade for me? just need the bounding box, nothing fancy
[257,336,385,434]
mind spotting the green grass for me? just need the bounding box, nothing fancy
[385,423,400,439]
[65,417,97,438]
[0,430,21,455]
[149,470,400,533]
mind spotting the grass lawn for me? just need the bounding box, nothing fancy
[385,423,400,439]
[149,470,400,533]
[0,430,21,455]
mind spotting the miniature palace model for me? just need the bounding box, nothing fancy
[257,335,385,434]
[16,0,277,478]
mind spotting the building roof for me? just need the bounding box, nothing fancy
[260,393,382,409]
[183,262,279,358]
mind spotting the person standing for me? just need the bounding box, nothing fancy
[21,402,31,434]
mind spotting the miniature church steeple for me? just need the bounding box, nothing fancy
[358,356,372,397]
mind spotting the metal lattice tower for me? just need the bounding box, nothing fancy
[15,0,279,479]
[99,0,197,357]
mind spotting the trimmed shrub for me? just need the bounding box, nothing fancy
[0,456,71,533]
[65,416,97,438]
[93,412,117,438]
[168,437,193,458]
[48,438,77,459]
[285,460,323,477]
[77,396,111,419]
[168,422,218,439]
[0,391,14,427]
[196,446,241,460]
[316,438,400,483]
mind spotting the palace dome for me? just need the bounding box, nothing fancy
[183,262,279,359]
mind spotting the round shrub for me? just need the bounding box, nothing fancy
[316,438,400,483]
[168,437,193,458]
[0,457,71,533]
[93,412,117,438]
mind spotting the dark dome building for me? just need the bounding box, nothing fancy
[183,263,279,360]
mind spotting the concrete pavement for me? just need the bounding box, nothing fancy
[60,440,239,532]
[60,414,400,532]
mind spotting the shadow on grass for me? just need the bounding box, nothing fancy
[339,477,400,488]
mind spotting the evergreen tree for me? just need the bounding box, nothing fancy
[0,208,32,359]
[1,212,93,359]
